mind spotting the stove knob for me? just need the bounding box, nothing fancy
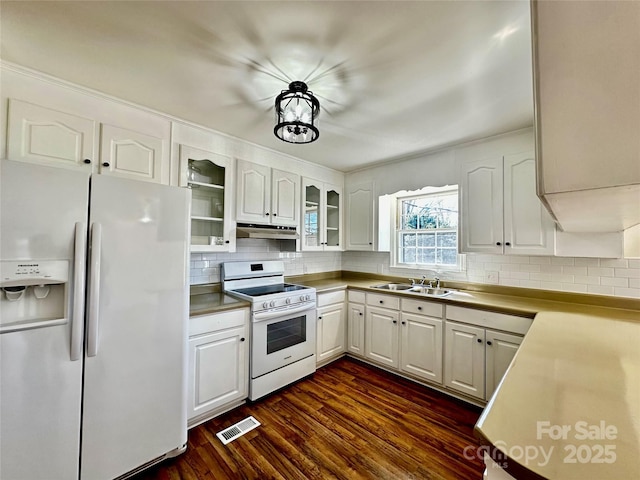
[305,294,311,301]
[299,295,306,301]
[285,298,292,305]
[263,302,269,309]
[269,300,276,308]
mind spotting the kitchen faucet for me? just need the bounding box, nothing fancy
[410,274,440,287]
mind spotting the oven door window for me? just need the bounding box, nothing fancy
[267,315,306,354]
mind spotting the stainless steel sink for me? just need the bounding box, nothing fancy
[409,286,454,297]
[370,283,414,291]
[371,283,455,297]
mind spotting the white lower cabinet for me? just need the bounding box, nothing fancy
[365,305,400,368]
[400,303,443,384]
[485,330,523,397]
[346,290,366,356]
[188,308,249,427]
[364,294,444,384]
[444,321,486,399]
[316,290,347,365]
[444,306,529,401]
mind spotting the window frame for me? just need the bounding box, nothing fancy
[390,186,464,272]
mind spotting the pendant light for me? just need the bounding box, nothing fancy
[274,81,320,144]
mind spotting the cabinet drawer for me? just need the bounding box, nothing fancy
[446,305,532,335]
[348,290,366,304]
[401,298,443,318]
[190,308,248,337]
[317,290,346,307]
[366,293,400,310]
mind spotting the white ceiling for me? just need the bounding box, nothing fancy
[0,0,534,172]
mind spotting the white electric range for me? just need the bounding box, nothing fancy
[221,261,316,400]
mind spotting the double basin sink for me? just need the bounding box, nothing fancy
[370,283,455,297]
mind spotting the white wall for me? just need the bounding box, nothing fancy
[345,128,534,197]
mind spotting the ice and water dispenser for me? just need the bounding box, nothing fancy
[0,260,70,333]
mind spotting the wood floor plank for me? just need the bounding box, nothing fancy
[134,357,485,480]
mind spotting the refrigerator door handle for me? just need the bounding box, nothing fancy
[70,222,87,361]
[87,222,102,357]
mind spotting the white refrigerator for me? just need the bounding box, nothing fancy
[0,160,190,479]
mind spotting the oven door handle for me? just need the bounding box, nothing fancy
[253,303,316,322]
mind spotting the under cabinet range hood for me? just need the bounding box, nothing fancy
[236,223,300,240]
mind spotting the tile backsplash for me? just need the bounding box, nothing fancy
[190,242,640,299]
[190,239,341,285]
[343,251,640,299]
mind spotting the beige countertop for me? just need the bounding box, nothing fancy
[189,287,249,317]
[297,276,640,321]
[474,311,640,480]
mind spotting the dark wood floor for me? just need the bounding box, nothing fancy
[135,357,485,480]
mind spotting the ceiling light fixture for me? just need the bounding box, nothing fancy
[274,81,319,144]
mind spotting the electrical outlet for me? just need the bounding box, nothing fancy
[485,271,499,284]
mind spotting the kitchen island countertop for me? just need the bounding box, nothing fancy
[474,311,640,480]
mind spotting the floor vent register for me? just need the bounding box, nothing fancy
[216,416,261,445]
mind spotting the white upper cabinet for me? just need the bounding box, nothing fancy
[7,98,169,184]
[460,156,504,255]
[301,178,342,251]
[179,145,235,253]
[99,124,164,183]
[236,159,299,227]
[271,168,299,226]
[503,153,555,255]
[7,99,95,172]
[460,152,555,255]
[532,0,640,232]
[345,181,375,251]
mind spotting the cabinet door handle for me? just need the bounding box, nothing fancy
[487,340,492,346]
[273,213,277,216]
[505,242,511,246]
[359,312,363,316]
[265,212,270,216]
[417,306,422,310]
[401,321,406,325]
[392,320,397,324]
[496,242,502,246]
[368,242,372,245]
[477,338,482,343]
[83,159,92,164]
[102,162,110,168]
[225,240,230,244]
[379,300,383,304]
[240,337,245,342]
[318,316,322,319]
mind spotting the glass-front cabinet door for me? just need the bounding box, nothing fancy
[179,145,235,252]
[303,181,321,250]
[325,187,341,249]
[301,178,342,251]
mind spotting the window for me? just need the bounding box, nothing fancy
[395,187,460,269]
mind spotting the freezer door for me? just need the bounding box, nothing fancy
[0,160,89,479]
[81,174,190,479]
